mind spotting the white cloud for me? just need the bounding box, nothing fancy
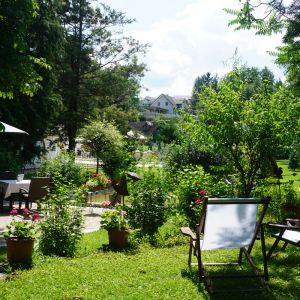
[108,0,285,97]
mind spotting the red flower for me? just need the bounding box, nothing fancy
[198,189,207,195]
[32,213,40,221]
[195,198,203,205]
[91,173,100,178]
[10,209,18,215]
[23,208,29,215]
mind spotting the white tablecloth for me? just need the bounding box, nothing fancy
[0,180,31,199]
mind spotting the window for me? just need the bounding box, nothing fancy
[165,102,168,106]
[158,102,160,106]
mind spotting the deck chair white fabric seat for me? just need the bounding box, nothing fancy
[181,197,270,293]
[267,218,300,260]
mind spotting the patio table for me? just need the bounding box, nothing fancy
[0,179,31,211]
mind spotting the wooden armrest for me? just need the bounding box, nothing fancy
[180,227,196,240]
[267,223,300,230]
[286,218,300,226]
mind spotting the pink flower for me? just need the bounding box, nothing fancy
[10,209,18,215]
[198,189,207,195]
[23,208,29,214]
[195,198,203,205]
[32,213,40,221]
[100,200,111,208]
[91,173,99,178]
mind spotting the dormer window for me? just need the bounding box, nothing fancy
[165,102,168,106]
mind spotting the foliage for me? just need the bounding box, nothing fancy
[0,0,49,99]
[172,165,232,227]
[56,1,147,150]
[289,150,299,171]
[152,213,189,248]
[4,208,40,240]
[100,204,128,231]
[38,174,85,257]
[254,179,299,222]
[127,168,167,235]
[163,113,224,173]
[38,152,89,186]
[151,116,179,146]
[85,171,112,191]
[0,151,21,174]
[80,120,134,179]
[192,72,218,111]
[197,74,299,196]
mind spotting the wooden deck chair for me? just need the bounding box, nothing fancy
[180,197,271,293]
[19,177,50,209]
[266,218,300,260]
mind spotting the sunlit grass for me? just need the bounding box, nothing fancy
[0,230,298,300]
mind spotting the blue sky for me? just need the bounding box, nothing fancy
[104,0,285,97]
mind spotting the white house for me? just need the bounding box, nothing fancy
[141,94,191,116]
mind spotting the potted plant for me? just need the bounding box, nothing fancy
[85,171,112,192]
[100,203,129,248]
[4,208,40,264]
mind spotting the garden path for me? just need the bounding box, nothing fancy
[0,205,104,247]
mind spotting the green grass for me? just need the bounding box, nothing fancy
[277,160,300,192]
[0,231,299,300]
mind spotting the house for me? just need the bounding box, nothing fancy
[141,94,191,116]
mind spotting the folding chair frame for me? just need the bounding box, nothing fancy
[181,197,271,293]
[266,218,300,260]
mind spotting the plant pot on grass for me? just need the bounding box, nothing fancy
[4,208,40,264]
[108,229,129,248]
[100,205,129,248]
[6,238,34,264]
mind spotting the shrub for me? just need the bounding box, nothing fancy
[152,213,188,248]
[288,150,299,171]
[38,152,89,186]
[173,165,232,227]
[38,174,85,257]
[127,168,167,235]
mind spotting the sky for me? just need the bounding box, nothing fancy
[104,0,285,97]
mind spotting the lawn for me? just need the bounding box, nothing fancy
[277,160,300,194]
[0,230,299,300]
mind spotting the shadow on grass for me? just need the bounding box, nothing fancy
[99,242,140,255]
[181,266,279,300]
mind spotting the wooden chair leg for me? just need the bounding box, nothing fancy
[188,240,193,267]
[281,241,289,251]
[238,248,243,264]
[267,237,281,260]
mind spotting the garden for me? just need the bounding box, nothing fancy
[0,1,300,299]
[0,69,299,299]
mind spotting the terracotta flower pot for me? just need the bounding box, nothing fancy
[6,238,34,264]
[108,229,129,248]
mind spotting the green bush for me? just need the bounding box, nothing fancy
[173,165,232,227]
[127,168,167,235]
[38,174,85,257]
[38,152,89,186]
[253,179,299,222]
[152,213,188,248]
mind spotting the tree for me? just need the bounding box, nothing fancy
[197,72,298,196]
[56,1,147,151]
[0,0,50,99]
[225,1,300,96]
[191,72,218,110]
[0,0,64,164]
[80,120,133,179]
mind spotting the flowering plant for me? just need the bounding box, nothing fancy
[85,171,112,190]
[4,208,40,240]
[192,189,207,216]
[100,204,128,231]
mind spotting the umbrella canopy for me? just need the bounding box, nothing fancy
[0,121,28,135]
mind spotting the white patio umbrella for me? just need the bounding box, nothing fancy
[0,121,28,135]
